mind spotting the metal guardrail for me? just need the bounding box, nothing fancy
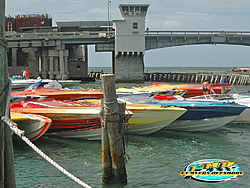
[145,30,250,40]
[5,31,115,41]
[6,30,250,41]
[145,30,250,35]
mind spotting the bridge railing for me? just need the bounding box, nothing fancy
[5,31,115,41]
[145,30,250,38]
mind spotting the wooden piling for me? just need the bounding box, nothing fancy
[101,74,127,185]
[228,76,232,84]
[149,73,153,82]
[0,0,16,187]
[187,74,191,83]
[211,75,215,83]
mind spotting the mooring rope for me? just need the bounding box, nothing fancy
[103,101,119,115]
[0,79,92,188]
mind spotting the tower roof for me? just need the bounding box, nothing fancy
[118,4,150,17]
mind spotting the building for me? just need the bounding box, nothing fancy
[5,14,52,32]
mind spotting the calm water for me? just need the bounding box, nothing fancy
[14,67,250,188]
[88,67,233,73]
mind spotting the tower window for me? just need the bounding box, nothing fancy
[141,6,148,15]
[133,22,138,29]
[122,6,128,15]
[129,6,140,15]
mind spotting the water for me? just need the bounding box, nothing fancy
[88,67,233,74]
[14,67,250,188]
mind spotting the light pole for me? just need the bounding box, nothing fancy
[107,0,111,37]
[107,0,109,36]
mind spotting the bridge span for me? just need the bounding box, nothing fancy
[145,31,250,50]
[6,30,250,49]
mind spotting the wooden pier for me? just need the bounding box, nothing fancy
[89,71,250,85]
[144,72,250,85]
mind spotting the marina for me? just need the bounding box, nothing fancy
[1,0,250,187]
[11,81,250,187]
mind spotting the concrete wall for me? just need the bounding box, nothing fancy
[115,55,144,83]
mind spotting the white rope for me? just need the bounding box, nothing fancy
[1,79,92,188]
[104,101,119,114]
[1,116,92,188]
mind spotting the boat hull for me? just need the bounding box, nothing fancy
[11,113,52,141]
[11,88,104,100]
[231,107,250,124]
[125,105,187,134]
[166,115,239,132]
[187,94,250,124]
[11,105,132,140]
[67,100,187,135]
[141,83,231,98]
[117,94,246,132]
[159,103,246,131]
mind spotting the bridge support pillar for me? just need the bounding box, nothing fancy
[35,47,69,80]
[59,50,65,77]
[42,50,48,79]
[49,56,54,79]
[11,48,17,66]
[66,44,88,79]
[115,54,144,83]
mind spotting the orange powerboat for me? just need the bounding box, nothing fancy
[11,88,104,100]
[140,83,232,98]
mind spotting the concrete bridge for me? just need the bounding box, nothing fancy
[6,29,250,82]
[6,30,115,80]
[6,3,250,82]
[7,30,250,50]
[6,30,115,47]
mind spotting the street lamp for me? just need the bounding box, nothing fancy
[107,0,111,36]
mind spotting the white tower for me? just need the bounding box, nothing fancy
[113,4,149,82]
[114,4,149,56]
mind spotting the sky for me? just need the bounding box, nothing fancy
[5,0,250,67]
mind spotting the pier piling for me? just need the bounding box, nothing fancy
[0,0,16,187]
[101,74,127,184]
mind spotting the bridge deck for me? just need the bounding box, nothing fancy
[5,30,250,49]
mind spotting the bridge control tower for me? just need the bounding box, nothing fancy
[113,4,149,82]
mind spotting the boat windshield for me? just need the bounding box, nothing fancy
[118,94,157,104]
[190,94,236,100]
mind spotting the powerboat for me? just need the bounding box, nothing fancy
[66,99,187,135]
[131,83,232,98]
[117,94,247,132]
[11,78,81,91]
[11,112,52,141]
[11,100,132,140]
[187,93,250,124]
[11,88,104,100]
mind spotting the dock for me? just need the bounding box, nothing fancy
[88,71,250,85]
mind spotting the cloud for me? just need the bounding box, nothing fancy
[88,8,108,14]
[162,20,180,29]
